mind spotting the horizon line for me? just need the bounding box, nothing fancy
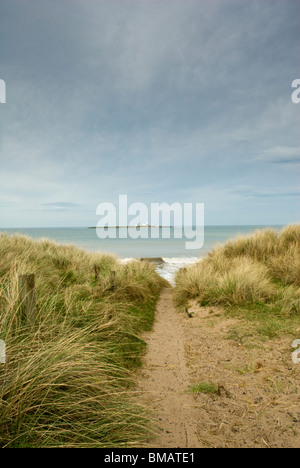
[0,223,290,229]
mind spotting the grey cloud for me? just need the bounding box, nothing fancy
[0,0,299,227]
[228,185,300,198]
[257,146,300,164]
[43,202,81,208]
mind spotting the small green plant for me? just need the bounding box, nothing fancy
[236,363,255,375]
[189,381,220,395]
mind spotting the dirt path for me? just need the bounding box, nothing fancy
[137,288,201,448]
[137,288,300,448]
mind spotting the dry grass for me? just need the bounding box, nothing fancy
[0,234,167,447]
[175,224,300,319]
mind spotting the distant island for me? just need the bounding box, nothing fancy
[89,225,170,229]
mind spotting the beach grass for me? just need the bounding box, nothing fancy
[175,224,300,336]
[0,233,167,448]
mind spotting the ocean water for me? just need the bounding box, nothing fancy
[0,225,283,284]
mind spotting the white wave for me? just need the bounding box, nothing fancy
[162,257,199,264]
[120,256,201,285]
[158,257,201,285]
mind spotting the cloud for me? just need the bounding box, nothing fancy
[43,202,81,208]
[0,198,16,205]
[257,146,300,164]
[0,0,299,226]
[228,185,300,198]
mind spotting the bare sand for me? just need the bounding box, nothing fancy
[137,288,300,448]
[137,288,200,448]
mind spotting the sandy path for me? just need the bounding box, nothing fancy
[137,289,300,448]
[137,288,201,448]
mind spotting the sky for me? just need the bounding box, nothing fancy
[0,0,299,227]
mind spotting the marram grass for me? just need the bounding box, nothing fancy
[0,234,167,448]
[175,224,300,319]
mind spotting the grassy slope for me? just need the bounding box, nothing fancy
[0,234,167,448]
[175,224,300,338]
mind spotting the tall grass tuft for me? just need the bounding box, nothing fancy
[0,234,167,447]
[175,224,300,316]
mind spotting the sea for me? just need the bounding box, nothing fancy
[0,225,283,285]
